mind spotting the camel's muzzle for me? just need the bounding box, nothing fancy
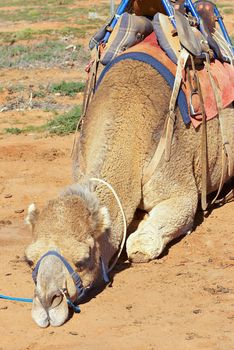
[32,250,88,312]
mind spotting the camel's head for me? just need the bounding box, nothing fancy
[25,184,111,327]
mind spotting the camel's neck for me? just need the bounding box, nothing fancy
[73,61,171,261]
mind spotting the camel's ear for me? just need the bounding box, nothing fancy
[99,207,111,232]
[25,203,39,231]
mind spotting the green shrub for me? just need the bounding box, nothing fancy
[46,105,82,135]
[0,40,89,68]
[4,105,81,136]
[5,127,22,135]
[223,8,234,14]
[50,81,85,96]
[32,90,46,98]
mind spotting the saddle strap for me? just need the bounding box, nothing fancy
[143,122,167,184]
[143,48,189,184]
[205,58,233,175]
[213,188,234,206]
[204,58,233,204]
[165,48,190,161]
[190,56,208,211]
[71,47,100,158]
[211,145,228,206]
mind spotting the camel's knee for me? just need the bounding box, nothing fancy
[126,224,165,263]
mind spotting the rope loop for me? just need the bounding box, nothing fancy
[90,177,127,273]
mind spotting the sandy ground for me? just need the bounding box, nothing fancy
[0,0,234,349]
[0,133,233,350]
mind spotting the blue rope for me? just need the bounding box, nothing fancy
[67,299,81,313]
[0,294,33,303]
[0,293,81,313]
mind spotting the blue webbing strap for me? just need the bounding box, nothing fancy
[0,251,83,313]
[32,250,86,301]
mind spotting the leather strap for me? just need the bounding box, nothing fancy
[204,59,233,176]
[143,122,167,184]
[85,46,101,110]
[165,48,189,161]
[190,56,208,211]
[213,188,234,206]
[71,46,101,158]
[143,48,189,184]
[204,57,233,204]
[211,145,228,205]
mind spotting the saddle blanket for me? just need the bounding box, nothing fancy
[97,32,234,128]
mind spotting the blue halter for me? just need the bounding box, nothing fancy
[32,251,87,312]
[0,252,110,310]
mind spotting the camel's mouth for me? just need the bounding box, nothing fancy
[32,250,88,301]
[31,250,94,327]
[32,293,69,327]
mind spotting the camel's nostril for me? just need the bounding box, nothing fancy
[49,293,63,310]
[49,297,69,327]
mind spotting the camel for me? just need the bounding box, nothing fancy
[25,58,234,327]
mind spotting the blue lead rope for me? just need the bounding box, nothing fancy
[0,294,80,313]
[0,294,33,303]
[66,299,81,313]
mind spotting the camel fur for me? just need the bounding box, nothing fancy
[25,59,234,327]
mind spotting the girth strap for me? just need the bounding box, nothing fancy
[190,55,208,210]
[204,59,233,176]
[143,48,189,184]
[204,58,233,204]
[165,48,190,161]
[143,122,167,184]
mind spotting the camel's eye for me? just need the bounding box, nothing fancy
[75,257,89,272]
[25,257,34,268]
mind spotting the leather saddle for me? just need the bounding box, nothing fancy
[194,0,225,61]
[154,0,225,62]
[153,11,205,62]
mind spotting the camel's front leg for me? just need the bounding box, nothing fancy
[126,196,197,263]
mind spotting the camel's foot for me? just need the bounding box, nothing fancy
[126,196,196,263]
[126,226,164,263]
